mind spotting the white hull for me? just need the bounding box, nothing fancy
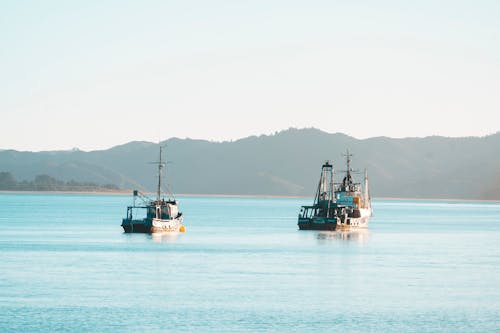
[337,208,372,229]
[151,216,184,232]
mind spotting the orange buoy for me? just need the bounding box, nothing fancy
[179,225,186,232]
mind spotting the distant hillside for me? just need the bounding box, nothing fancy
[0,172,120,192]
[1,128,499,199]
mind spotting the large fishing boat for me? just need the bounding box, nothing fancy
[121,147,185,233]
[298,150,372,230]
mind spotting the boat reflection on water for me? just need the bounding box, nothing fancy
[151,232,180,243]
[316,229,370,243]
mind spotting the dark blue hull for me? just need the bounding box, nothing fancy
[121,218,152,233]
[298,217,337,231]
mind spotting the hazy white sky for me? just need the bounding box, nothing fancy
[1,0,499,151]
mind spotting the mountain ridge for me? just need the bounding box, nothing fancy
[1,128,499,199]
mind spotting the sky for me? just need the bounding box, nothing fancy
[1,0,499,151]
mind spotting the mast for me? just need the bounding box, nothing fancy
[345,149,352,181]
[314,166,323,205]
[364,168,372,213]
[340,149,355,191]
[320,164,328,198]
[327,161,334,217]
[364,168,369,204]
[329,161,335,200]
[315,161,334,203]
[156,146,164,201]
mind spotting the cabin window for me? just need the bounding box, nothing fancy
[162,207,169,219]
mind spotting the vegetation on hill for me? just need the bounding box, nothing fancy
[0,172,119,192]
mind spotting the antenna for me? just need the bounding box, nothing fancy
[341,149,356,174]
[338,149,361,191]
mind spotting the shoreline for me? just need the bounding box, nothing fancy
[0,190,308,199]
[0,190,498,202]
[0,190,130,195]
[375,196,500,203]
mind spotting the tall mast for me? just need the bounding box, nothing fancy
[364,168,369,203]
[327,161,334,217]
[157,146,164,201]
[329,161,334,200]
[314,165,324,204]
[364,168,372,213]
[315,161,333,204]
[346,149,352,180]
[340,149,355,191]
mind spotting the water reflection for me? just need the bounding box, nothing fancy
[316,229,370,243]
[151,232,180,243]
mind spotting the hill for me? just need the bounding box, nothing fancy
[1,128,499,199]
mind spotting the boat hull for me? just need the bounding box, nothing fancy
[121,221,151,233]
[151,216,183,233]
[298,217,338,231]
[122,216,183,233]
[337,208,371,229]
[298,207,371,231]
[336,216,370,230]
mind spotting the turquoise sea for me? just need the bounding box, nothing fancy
[0,193,499,332]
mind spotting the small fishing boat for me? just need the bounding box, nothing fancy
[298,150,372,230]
[121,147,185,233]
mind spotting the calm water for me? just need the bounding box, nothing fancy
[0,193,499,332]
